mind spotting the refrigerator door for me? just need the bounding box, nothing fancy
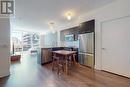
[79,33,94,53]
[79,34,87,52]
[84,53,94,68]
[78,52,94,68]
[78,52,86,65]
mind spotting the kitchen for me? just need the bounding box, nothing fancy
[40,15,130,78]
[40,20,95,74]
[0,0,130,87]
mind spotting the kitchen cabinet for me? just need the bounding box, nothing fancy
[60,20,95,41]
[73,27,79,41]
[60,26,79,41]
[79,20,95,34]
[41,48,52,64]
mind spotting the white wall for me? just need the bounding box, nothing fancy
[78,0,130,70]
[0,18,10,78]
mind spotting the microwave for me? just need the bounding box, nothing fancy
[65,34,74,41]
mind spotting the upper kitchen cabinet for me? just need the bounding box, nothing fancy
[60,20,95,41]
[79,20,95,34]
[60,26,79,41]
[73,27,79,41]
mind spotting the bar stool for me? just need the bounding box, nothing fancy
[67,53,78,73]
[72,53,77,65]
[52,53,64,75]
[66,49,73,67]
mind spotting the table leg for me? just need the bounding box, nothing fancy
[65,55,68,75]
[52,53,56,71]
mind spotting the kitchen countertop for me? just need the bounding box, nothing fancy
[41,46,78,49]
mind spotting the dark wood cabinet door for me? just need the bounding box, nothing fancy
[79,20,95,34]
[60,20,95,41]
[73,27,79,41]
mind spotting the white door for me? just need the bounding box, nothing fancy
[101,16,130,77]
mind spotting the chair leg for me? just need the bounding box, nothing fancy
[52,59,54,71]
[57,57,65,75]
[57,59,61,75]
[57,65,60,75]
[52,59,57,71]
[52,56,65,75]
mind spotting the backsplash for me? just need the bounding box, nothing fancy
[60,40,79,48]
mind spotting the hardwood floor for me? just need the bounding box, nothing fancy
[0,53,130,87]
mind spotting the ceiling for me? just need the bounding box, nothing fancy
[10,0,115,33]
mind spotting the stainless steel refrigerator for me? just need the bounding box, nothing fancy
[78,32,94,68]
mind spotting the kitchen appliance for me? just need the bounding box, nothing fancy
[78,32,94,68]
[65,34,74,41]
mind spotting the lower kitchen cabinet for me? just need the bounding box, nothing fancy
[41,48,52,64]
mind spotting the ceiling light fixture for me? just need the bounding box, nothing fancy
[48,22,56,33]
[48,22,54,29]
[65,11,74,20]
[67,12,72,20]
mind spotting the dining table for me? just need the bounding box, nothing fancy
[52,50,77,75]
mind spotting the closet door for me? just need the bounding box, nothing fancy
[101,16,130,77]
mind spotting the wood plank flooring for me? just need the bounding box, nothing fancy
[0,53,130,87]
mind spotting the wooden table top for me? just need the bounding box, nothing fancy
[53,50,76,56]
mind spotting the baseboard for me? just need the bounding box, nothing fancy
[0,72,10,78]
[101,70,130,79]
[41,61,52,65]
